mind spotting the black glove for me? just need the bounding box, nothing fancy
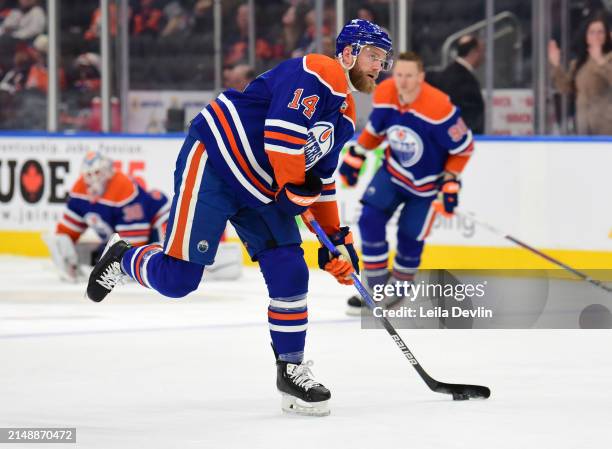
[338,143,367,186]
[275,171,322,216]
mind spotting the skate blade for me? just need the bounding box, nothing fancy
[281,394,330,417]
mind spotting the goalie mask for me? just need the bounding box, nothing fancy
[81,151,114,199]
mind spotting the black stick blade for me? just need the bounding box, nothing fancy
[434,382,491,400]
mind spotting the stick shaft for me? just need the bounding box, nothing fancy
[302,211,438,389]
[456,211,612,294]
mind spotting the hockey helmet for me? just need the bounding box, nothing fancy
[81,151,114,198]
[336,19,393,70]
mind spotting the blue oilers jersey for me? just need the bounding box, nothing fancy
[57,171,170,246]
[358,79,474,197]
[188,54,356,233]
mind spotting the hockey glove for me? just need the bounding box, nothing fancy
[338,142,367,187]
[275,172,322,216]
[433,177,461,217]
[318,227,360,285]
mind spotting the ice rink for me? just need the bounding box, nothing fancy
[1,256,611,449]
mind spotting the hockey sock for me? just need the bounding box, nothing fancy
[258,245,309,364]
[361,239,390,291]
[121,245,204,298]
[393,237,424,280]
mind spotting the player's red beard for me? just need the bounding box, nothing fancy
[349,65,376,93]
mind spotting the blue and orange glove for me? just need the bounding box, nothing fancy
[276,171,322,216]
[338,143,367,187]
[318,227,360,285]
[433,176,461,217]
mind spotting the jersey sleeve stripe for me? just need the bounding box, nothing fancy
[210,101,276,197]
[264,144,304,155]
[62,213,87,229]
[315,194,336,202]
[116,223,151,231]
[265,150,306,187]
[365,121,384,136]
[358,128,385,149]
[58,218,84,234]
[201,108,273,204]
[64,208,85,224]
[218,94,274,186]
[265,119,308,136]
[264,131,307,146]
[448,131,474,154]
[56,223,81,241]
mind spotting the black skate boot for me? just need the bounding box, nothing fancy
[346,294,365,316]
[277,359,331,416]
[86,233,130,302]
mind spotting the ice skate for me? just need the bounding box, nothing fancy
[86,233,130,302]
[277,359,331,417]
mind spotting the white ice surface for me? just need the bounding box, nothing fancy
[0,256,611,449]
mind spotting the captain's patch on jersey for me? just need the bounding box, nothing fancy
[305,121,335,169]
[387,125,423,168]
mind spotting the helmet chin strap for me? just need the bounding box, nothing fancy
[337,54,358,92]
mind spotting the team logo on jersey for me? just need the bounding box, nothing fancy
[304,122,335,169]
[84,213,114,241]
[387,125,423,168]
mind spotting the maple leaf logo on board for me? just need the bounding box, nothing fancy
[21,162,44,202]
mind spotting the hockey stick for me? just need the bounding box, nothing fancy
[302,211,490,401]
[455,211,612,295]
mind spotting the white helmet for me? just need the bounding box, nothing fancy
[81,151,114,198]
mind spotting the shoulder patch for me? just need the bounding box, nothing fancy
[373,78,399,107]
[100,172,137,206]
[410,82,455,123]
[303,54,348,97]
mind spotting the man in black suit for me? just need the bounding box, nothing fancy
[429,35,485,134]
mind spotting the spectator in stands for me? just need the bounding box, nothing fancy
[189,0,213,35]
[25,34,66,94]
[69,52,101,93]
[132,0,163,37]
[0,0,45,41]
[0,47,32,94]
[160,1,188,38]
[0,0,13,27]
[430,34,485,134]
[277,3,305,58]
[0,0,44,70]
[357,5,377,23]
[84,2,118,41]
[292,7,332,57]
[224,3,274,66]
[549,14,612,134]
[223,63,254,91]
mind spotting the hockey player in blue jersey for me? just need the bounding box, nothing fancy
[47,151,169,282]
[339,52,474,315]
[85,20,393,416]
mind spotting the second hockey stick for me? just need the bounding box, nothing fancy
[455,211,612,295]
[302,211,490,401]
